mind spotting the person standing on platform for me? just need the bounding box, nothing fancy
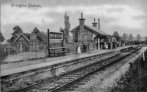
[77,45,81,53]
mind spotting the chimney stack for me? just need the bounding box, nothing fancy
[79,13,85,25]
[92,18,97,27]
[98,18,100,30]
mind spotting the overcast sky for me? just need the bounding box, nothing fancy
[1,0,147,39]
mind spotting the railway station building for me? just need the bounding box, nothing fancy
[70,13,110,53]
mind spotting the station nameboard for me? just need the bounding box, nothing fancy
[49,32,63,39]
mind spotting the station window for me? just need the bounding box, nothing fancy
[75,31,78,42]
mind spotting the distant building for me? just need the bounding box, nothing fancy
[10,32,47,53]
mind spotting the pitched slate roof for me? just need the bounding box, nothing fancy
[85,25,107,35]
[14,33,30,43]
[13,32,48,43]
[70,25,107,36]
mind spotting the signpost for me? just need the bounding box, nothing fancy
[47,29,63,57]
[49,32,63,40]
[48,29,50,57]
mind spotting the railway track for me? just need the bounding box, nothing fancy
[56,48,141,92]
[50,48,140,92]
[16,47,140,92]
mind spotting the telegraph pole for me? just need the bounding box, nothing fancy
[47,29,50,57]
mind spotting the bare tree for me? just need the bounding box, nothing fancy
[122,33,127,41]
[13,26,23,33]
[126,34,129,40]
[10,26,23,42]
[12,25,23,38]
[136,34,142,41]
[113,31,121,42]
[32,27,40,35]
[64,12,70,43]
[128,33,134,45]
[128,33,133,41]
[113,31,119,38]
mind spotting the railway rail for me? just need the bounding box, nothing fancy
[53,46,140,92]
[1,49,118,92]
[51,47,141,92]
[15,46,141,92]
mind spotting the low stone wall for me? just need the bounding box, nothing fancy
[1,51,116,92]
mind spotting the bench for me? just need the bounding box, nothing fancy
[49,47,69,57]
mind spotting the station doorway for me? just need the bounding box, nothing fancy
[82,44,88,52]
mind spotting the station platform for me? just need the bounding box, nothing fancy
[0,46,133,76]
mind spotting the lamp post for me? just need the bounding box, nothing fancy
[47,29,50,57]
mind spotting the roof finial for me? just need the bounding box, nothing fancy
[79,12,85,25]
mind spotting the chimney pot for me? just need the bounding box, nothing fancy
[79,13,85,25]
[81,13,83,18]
[98,18,100,29]
[92,18,97,27]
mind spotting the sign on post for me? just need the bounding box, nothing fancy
[47,29,63,57]
[49,32,63,40]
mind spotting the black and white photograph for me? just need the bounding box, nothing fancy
[0,0,147,92]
